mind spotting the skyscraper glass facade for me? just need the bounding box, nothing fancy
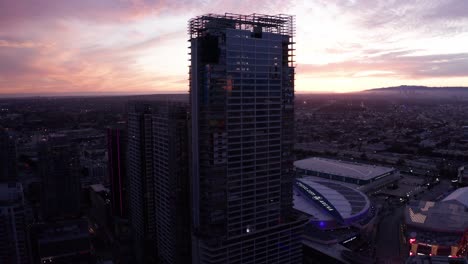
[189,13,303,264]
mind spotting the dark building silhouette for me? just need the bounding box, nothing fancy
[127,101,192,263]
[463,125,468,142]
[152,102,191,264]
[29,219,93,263]
[0,183,29,264]
[88,184,113,241]
[189,13,305,263]
[107,124,128,219]
[127,102,157,263]
[38,134,81,220]
[0,127,18,182]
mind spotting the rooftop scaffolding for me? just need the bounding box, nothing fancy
[188,13,295,67]
[188,13,295,39]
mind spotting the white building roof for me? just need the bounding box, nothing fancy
[294,157,395,181]
[293,177,370,222]
[442,187,468,208]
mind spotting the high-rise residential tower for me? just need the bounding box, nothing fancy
[152,102,191,264]
[127,102,157,263]
[127,101,192,263]
[189,13,305,264]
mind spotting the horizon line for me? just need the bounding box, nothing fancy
[2,84,468,99]
[0,90,349,99]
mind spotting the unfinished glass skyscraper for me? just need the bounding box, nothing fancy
[189,13,305,264]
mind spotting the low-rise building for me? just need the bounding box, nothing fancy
[0,183,30,264]
[30,219,94,263]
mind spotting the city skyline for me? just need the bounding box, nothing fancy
[1,0,468,95]
[1,72,468,262]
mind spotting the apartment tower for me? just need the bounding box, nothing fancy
[127,102,192,263]
[127,103,157,263]
[152,102,191,264]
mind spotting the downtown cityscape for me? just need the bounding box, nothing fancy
[1,1,468,264]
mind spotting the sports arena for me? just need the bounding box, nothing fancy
[294,157,399,192]
[294,177,378,263]
[293,177,375,230]
[404,188,468,258]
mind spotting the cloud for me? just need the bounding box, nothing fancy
[425,0,468,20]
[298,51,468,79]
[0,0,196,26]
[0,40,54,49]
[0,47,47,77]
[312,0,468,39]
[0,0,294,27]
[0,31,174,93]
[0,0,467,94]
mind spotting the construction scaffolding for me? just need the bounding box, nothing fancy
[188,13,296,67]
[189,13,294,38]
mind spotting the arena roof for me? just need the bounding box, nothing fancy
[293,177,370,224]
[442,187,468,208]
[404,200,468,233]
[294,157,395,181]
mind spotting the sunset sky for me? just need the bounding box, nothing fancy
[1,0,467,95]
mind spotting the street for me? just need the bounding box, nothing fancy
[375,206,405,264]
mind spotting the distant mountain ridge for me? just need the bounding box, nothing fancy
[364,85,468,93]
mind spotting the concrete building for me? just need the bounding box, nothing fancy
[189,13,305,264]
[0,183,29,264]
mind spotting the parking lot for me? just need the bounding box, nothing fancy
[370,173,453,200]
